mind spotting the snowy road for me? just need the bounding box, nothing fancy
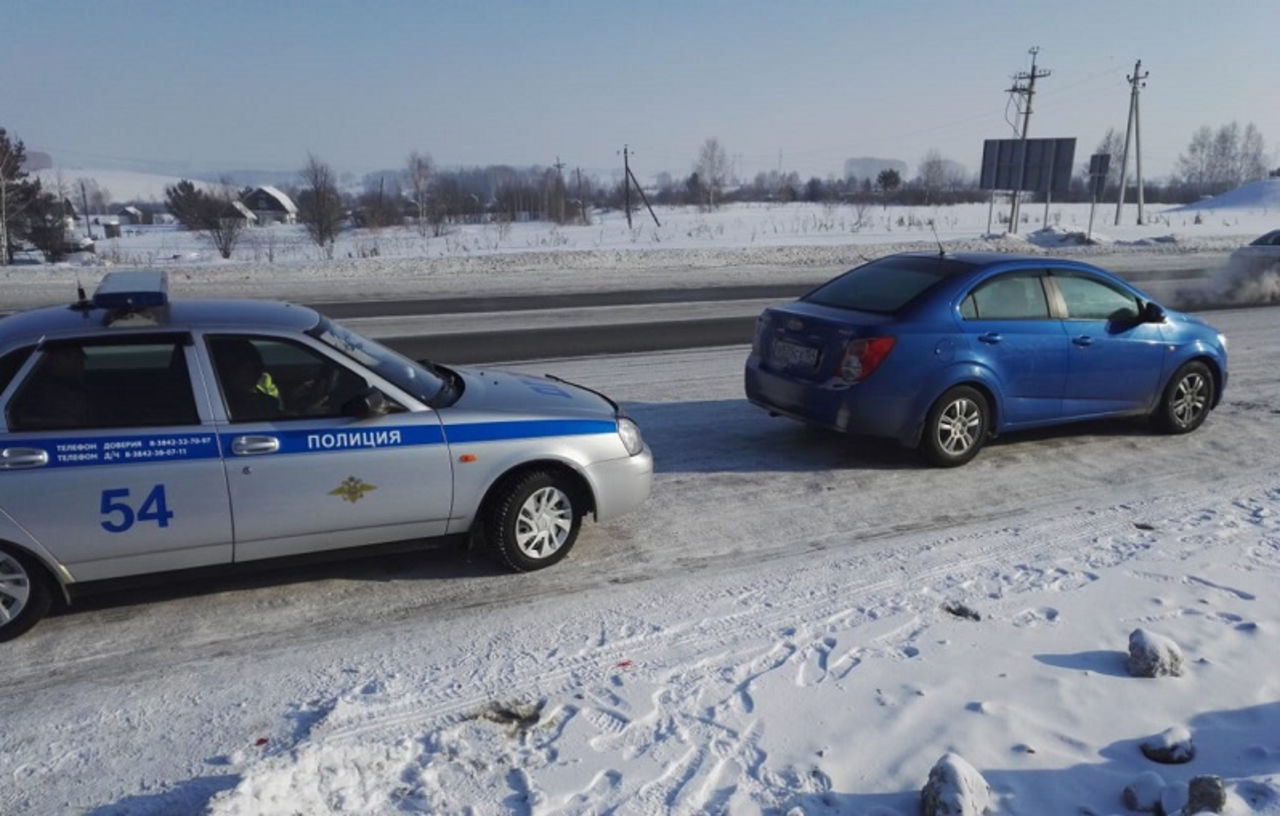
[1,305,1277,815]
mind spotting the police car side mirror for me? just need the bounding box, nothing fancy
[343,388,388,419]
[1141,301,1166,323]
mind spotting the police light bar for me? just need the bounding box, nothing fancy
[92,270,169,310]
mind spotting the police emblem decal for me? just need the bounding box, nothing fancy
[329,476,377,503]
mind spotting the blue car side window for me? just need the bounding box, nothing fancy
[1054,274,1140,321]
[968,275,1049,320]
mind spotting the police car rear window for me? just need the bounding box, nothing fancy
[804,256,972,314]
[7,340,199,432]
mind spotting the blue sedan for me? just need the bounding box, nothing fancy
[744,252,1228,466]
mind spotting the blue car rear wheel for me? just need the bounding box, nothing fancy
[921,386,990,467]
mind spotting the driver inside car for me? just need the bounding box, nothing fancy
[211,339,286,421]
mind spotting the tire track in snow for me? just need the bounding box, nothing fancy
[305,470,1278,756]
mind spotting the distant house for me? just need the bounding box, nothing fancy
[224,200,258,224]
[117,205,144,225]
[241,185,298,225]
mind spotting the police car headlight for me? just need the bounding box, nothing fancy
[1218,332,1228,351]
[617,418,644,456]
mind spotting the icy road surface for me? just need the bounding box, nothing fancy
[1,306,1278,815]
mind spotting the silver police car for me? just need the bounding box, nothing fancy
[0,271,652,640]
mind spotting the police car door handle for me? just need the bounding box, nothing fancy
[230,436,280,456]
[0,448,49,469]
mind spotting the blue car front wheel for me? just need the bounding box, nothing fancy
[1154,361,1214,435]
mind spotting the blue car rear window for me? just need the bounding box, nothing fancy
[804,256,971,314]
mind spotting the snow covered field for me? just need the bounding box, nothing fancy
[2,304,1278,815]
[5,182,1279,309]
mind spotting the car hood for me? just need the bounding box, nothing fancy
[448,366,618,419]
[1167,309,1211,329]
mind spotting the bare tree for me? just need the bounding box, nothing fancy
[357,172,402,230]
[695,138,730,209]
[1177,126,1214,194]
[918,150,948,203]
[406,151,433,236]
[298,153,344,256]
[162,178,245,258]
[205,180,247,260]
[1208,122,1241,189]
[1177,122,1269,196]
[1240,123,1268,182]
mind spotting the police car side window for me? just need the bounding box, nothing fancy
[208,336,400,423]
[7,340,199,432]
[0,346,34,397]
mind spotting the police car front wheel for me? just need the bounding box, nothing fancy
[0,544,53,642]
[484,470,583,572]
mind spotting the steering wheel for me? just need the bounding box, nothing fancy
[296,366,342,413]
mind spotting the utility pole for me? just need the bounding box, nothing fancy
[622,144,632,229]
[80,180,92,239]
[575,167,586,225]
[552,156,566,224]
[625,160,661,228]
[1114,59,1149,226]
[1005,47,1050,230]
[0,146,9,266]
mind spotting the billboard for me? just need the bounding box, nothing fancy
[980,138,1076,194]
[1088,153,1111,198]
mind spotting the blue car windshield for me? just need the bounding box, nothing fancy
[805,256,970,313]
[308,317,449,406]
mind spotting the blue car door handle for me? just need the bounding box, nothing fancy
[1072,335,1094,347]
[978,332,1002,344]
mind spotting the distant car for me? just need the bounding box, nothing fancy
[1229,229,1280,271]
[745,252,1228,466]
[0,271,652,640]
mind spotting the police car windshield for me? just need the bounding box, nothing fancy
[308,317,453,407]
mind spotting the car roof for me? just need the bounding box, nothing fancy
[890,251,1120,275]
[0,298,321,351]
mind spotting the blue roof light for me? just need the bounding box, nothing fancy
[92,270,169,310]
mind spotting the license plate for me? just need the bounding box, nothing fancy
[772,340,819,369]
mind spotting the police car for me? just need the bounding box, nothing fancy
[0,271,652,640]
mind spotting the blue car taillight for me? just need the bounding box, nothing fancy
[752,313,772,355]
[836,336,896,383]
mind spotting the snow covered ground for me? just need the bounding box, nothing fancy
[2,304,1278,815]
[3,188,1280,814]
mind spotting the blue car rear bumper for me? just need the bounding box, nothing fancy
[744,354,920,445]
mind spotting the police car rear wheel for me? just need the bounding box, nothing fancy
[0,545,52,642]
[485,471,582,572]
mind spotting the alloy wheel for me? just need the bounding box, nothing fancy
[514,486,574,560]
[937,397,982,455]
[1171,372,1208,428]
[0,551,32,626]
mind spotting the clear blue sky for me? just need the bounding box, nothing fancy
[4,0,1277,182]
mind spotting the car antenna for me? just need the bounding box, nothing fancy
[71,278,93,312]
[929,219,945,257]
